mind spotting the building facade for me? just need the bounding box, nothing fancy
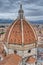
[4,4,38,65]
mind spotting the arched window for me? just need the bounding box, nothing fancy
[28,50,31,53]
[14,50,17,54]
[3,49,6,56]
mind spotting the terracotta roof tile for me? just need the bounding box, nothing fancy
[0,54,22,65]
[26,56,36,64]
[4,19,37,45]
[0,44,4,53]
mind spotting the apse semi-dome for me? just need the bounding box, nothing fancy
[4,4,37,45]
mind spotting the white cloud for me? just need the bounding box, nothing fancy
[0,0,43,21]
[26,16,43,21]
[0,13,18,19]
[0,13,43,21]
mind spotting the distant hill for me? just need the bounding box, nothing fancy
[0,19,13,24]
[30,20,43,24]
[0,19,43,24]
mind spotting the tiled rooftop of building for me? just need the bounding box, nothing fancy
[4,19,37,45]
[0,54,22,65]
[0,43,4,53]
[26,56,36,64]
[38,44,43,48]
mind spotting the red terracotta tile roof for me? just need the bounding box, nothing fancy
[26,56,36,64]
[4,19,37,45]
[0,44,4,53]
[0,54,22,65]
[38,44,43,48]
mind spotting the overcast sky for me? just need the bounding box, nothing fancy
[0,0,43,21]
